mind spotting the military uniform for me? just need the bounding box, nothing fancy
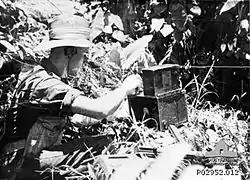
[0,63,112,179]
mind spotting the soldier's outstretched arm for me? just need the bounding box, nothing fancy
[71,74,142,120]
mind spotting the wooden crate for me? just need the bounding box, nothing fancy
[128,89,188,130]
[142,64,180,96]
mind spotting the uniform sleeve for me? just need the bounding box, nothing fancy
[37,77,83,113]
[18,66,83,115]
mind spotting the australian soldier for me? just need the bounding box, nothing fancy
[0,14,142,179]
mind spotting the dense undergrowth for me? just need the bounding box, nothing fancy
[0,0,250,179]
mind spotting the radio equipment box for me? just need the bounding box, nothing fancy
[142,64,180,96]
[128,89,188,130]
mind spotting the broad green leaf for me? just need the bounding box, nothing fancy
[190,5,201,16]
[0,31,6,40]
[90,8,105,41]
[227,43,233,51]
[109,14,124,30]
[219,0,243,15]
[246,52,250,60]
[121,35,153,60]
[90,28,103,42]
[112,30,127,42]
[121,35,153,70]
[123,48,145,70]
[0,0,6,9]
[240,19,249,30]
[103,25,112,34]
[220,43,226,53]
[17,50,24,60]
[0,56,3,69]
[151,18,165,32]
[0,40,16,53]
[160,24,174,37]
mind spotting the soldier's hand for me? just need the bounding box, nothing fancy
[71,114,100,127]
[121,74,143,96]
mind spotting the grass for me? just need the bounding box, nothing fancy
[183,60,219,110]
[0,0,249,179]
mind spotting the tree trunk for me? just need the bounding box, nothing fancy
[112,0,137,36]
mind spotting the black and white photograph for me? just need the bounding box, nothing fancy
[0,0,249,179]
